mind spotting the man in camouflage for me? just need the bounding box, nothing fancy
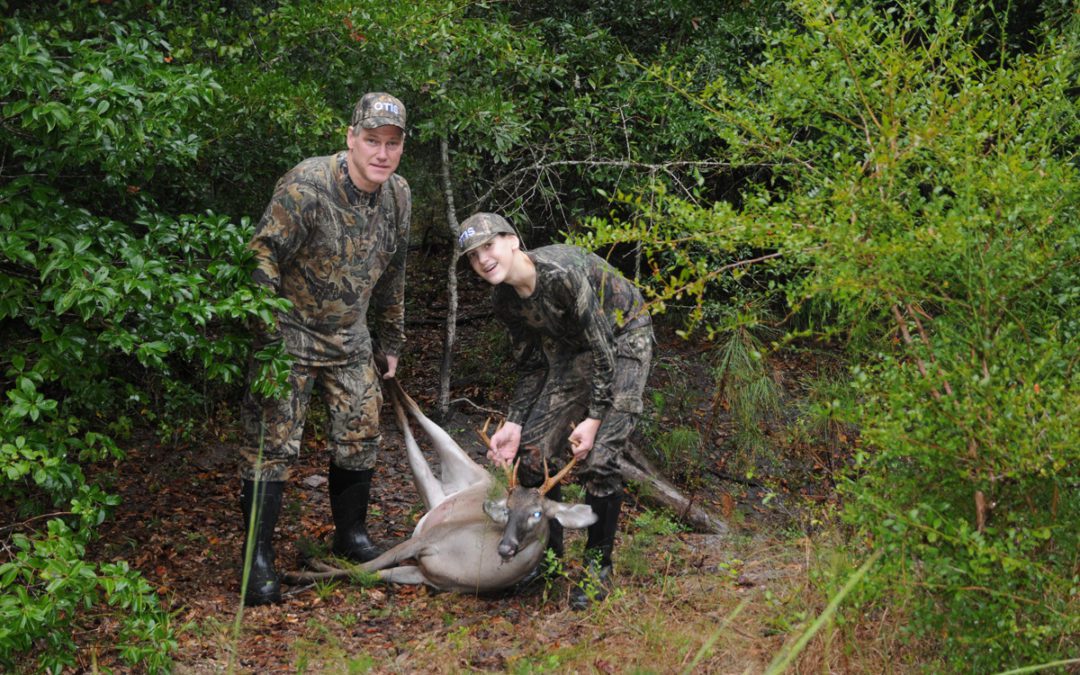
[239,93,411,606]
[458,212,653,609]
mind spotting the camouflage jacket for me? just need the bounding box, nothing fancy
[249,152,411,366]
[492,244,651,423]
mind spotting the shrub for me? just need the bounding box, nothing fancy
[0,5,288,669]
[587,0,1079,668]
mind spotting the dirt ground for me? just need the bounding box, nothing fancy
[77,250,841,673]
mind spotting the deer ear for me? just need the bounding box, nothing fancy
[547,501,598,530]
[483,498,510,525]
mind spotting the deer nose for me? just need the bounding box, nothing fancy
[497,539,518,560]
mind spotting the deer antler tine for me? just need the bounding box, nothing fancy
[508,458,520,489]
[553,455,578,486]
[476,417,494,447]
[475,418,519,487]
[539,455,578,495]
[539,426,586,494]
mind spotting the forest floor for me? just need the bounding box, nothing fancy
[76,248,876,674]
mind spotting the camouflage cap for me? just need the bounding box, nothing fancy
[457,212,517,254]
[351,92,407,132]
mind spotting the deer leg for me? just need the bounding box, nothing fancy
[387,381,445,510]
[282,536,428,584]
[387,379,487,491]
[377,566,430,586]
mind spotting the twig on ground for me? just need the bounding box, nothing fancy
[448,398,504,416]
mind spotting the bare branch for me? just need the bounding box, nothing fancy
[0,511,73,534]
[471,157,750,212]
[907,303,953,396]
[448,397,503,416]
[891,304,942,400]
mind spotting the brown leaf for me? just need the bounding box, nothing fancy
[720,493,735,519]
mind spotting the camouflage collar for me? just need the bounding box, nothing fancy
[337,152,379,208]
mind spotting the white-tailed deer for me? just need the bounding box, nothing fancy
[283,378,596,593]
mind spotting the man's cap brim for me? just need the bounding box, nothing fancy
[359,116,406,131]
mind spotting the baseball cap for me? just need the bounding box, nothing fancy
[457,212,518,254]
[351,92,407,132]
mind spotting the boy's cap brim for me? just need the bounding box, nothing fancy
[457,213,517,253]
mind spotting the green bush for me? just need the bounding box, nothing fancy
[0,520,177,673]
[586,0,1078,668]
[0,4,289,669]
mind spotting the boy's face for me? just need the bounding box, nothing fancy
[345,125,405,192]
[467,234,519,285]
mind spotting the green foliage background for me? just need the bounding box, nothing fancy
[580,0,1078,669]
[0,0,1075,670]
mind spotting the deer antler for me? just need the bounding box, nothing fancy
[506,458,520,490]
[537,424,588,495]
[477,418,518,489]
[476,417,494,448]
[539,455,577,496]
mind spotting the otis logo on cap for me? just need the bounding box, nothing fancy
[373,101,401,115]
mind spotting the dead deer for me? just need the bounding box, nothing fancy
[283,378,595,593]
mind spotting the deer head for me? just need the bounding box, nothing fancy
[477,421,596,561]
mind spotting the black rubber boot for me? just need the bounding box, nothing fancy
[569,491,623,611]
[239,479,284,606]
[544,483,566,560]
[328,465,384,562]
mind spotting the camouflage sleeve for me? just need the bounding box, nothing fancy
[248,175,312,293]
[370,177,411,357]
[560,266,617,421]
[502,311,547,426]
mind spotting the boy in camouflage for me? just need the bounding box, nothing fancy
[239,93,411,606]
[458,212,653,610]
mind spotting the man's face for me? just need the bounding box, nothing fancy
[345,125,405,192]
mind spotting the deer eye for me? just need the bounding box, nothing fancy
[532,510,542,519]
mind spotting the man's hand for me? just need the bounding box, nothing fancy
[487,421,522,466]
[568,418,602,460]
[382,354,399,379]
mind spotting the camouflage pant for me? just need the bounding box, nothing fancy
[516,326,652,497]
[240,358,383,481]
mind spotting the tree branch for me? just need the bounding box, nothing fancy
[471,157,752,213]
[891,303,942,400]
